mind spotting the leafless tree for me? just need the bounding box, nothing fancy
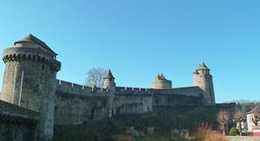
[86,67,106,88]
[217,110,229,135]
[233,110,243,136]
[233,110,243,121]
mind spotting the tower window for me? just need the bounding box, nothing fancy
[42,65,45,71]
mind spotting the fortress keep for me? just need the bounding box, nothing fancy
[0,34,215,140]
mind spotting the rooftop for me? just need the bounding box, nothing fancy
[14,34,57,55]
[247,106,260,115]
[104,69,115,79]
[197,62,210,70]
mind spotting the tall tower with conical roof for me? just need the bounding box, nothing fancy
[103,69,116,118]
[193,62,215,105]
[103,69,116,91]
[0,34,61,140]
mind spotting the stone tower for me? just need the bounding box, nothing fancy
[152,73,172,89]
[0,34,61,140]
[193,62,215,105]
[103,69,116,118]
[103,69,116,91]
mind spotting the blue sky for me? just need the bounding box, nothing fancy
[0,0,259,103]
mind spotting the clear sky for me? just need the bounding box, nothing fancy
[0,0,259,103]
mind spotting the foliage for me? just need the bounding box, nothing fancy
[229,127,238,136]
[134,136,175,141]
[235,101,260,116]
[53,118,120,141]
[86,67,106,87]
[179,106,218,131]
[53,106,218,141]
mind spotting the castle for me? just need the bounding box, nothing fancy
[0,34,215,140]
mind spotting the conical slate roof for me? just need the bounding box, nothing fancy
[14,34,57,55]
[156,74,162,80]
[160,73,166,80]
[155,73,167,80]
[198,62,209,70]
[104,69,115,79]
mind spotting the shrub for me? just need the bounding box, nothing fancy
[195,125,226,141]
[229,127,238,136]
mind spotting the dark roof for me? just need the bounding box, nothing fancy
[160,73,166,80]
[197,62,209,70]
[155,73,167,80]
[14,34,57,55]
[247,106,260,115]
[156,74,162,80]
[104,69,115,79]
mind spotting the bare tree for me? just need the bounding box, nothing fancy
[86,67,106,88]
[233,110,243,121]
[217,110,229,135]
[233,110,243,136]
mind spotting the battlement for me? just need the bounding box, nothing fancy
[116,86,152,95]
[56,80,153,96]
[3,47,61,71]
[56,80,113,96]
[151,86,202,97]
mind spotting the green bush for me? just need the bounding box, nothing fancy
[229,127,238,136]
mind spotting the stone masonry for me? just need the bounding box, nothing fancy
[0,34,216,140]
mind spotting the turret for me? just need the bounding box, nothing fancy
[103,69,116,91]
[0,34,61,140]
[193,62,215,105]
[103,69,116,118]
[152,73,172,89]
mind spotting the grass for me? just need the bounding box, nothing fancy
[194,125,226,141]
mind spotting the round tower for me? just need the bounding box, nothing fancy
[193,62,215,105]
[0,34,61,140]
[103,69,116,91]
[103,69,116,118]
[152,73,172,89]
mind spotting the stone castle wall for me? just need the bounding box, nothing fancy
[54,80,153,125]
[54,80,112,125]
[152,86,203,108]
[54,80,205,126]
[0,100,40,141]
[113,95,152,114]
[114,87,152,115]
[56,80,113,95]
[54,91,111,125]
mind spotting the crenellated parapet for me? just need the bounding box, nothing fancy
[152,86,203,97]
[116,87,152,95]
[3,47,61,72]
[56,80,114,96]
